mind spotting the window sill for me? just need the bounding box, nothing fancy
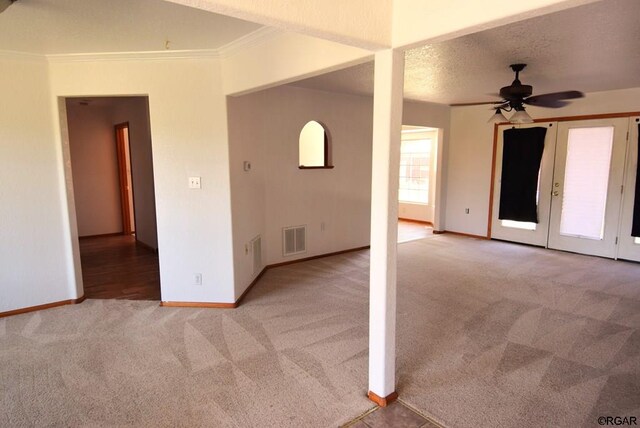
[399,201,430,206]
[298,166,334,170]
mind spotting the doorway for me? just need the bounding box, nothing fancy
[490,115,640,261]
[64,96,161,300]
[397,125,442,241]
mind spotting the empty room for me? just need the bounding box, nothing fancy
[1,0,639,427]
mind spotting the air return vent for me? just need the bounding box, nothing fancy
[283,225,306,256]
[251,235,262,274]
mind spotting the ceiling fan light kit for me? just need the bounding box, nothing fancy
[509,107,534,124]
[488,107,508,123]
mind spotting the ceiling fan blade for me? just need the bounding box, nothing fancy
[524,90,584,107]
[524,99,569,108]
[450,100,503,107]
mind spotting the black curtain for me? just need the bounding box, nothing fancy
[632,124,640,237]
[498,127,547,223]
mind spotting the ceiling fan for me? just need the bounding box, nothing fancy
[453,64,584,124]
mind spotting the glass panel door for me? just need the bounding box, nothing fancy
[491,122,557,246]
[617,116,640,262]
[548,118,629,258]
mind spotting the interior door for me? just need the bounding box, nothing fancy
[547,118,629,258]
[617,116,640,262]
[491,122,557,246]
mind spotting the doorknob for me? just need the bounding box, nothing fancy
[554,183,560,187]
[553,191,559,196]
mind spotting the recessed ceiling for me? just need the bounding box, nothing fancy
[0,0,261,54]
[290,0,640,105]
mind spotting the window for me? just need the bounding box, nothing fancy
[559,126,614,240]
[299,120,332,168]
[399,139,431,204]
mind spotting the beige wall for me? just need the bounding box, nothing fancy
[445,87,640,237]
[228,85,374,297]
[228,85,451,297]
[49,57,236,303]
[67,102,123,236]
[0,55,76,312]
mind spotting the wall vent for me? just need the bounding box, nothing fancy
[283,225,306,256]
[251,235,262,274]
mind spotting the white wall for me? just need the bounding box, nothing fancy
[403,100,451,230]
[262,86,374,267]
[66,103,123,236]
[222,31,371,96]
[228,86,451,297]
[227,91,268,298]
[228,86,373,298]
[0,55,77,312]
[111,98,158,250]
[49,57,236,303]
[445,87,640,237]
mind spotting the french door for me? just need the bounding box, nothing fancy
[547,118,628,258]
[491,116,638,260]
[491,122,557,246]
[618,116,640,262]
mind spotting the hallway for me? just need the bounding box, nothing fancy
[79,235,160,300]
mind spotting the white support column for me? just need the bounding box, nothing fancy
[368,49,404,406]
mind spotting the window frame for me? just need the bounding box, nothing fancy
[398,137,432,205]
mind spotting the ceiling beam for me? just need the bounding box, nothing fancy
[162,0,392,50]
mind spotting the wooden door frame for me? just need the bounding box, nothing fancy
[487,111,640,239]
[115,122,136,235]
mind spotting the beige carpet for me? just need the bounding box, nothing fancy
[0,251,374,427]
[396,236,640,428]
[2,235,639,427]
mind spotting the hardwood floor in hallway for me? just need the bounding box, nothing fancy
[79,235,160,300]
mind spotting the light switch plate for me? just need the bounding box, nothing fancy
[189,176,201,189]
[243,161,251,171]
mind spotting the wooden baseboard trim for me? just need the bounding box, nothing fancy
[442,230,489,240]
[368,391,398,407]
[267,245,370,269]
[432,230,445,234]
[159,245,371,311]
[79,232,124,239]
[233,245,371,307]
[0,295,86,318]
[159,301,236,309]
[398,218,433,226]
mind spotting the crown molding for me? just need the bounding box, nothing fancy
[4,26,282,63]
[217,26,284,58]
[0,49,46,62]
[46,49,222,63]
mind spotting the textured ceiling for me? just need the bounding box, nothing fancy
[0,0,261,54]
[290,0,640,105]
